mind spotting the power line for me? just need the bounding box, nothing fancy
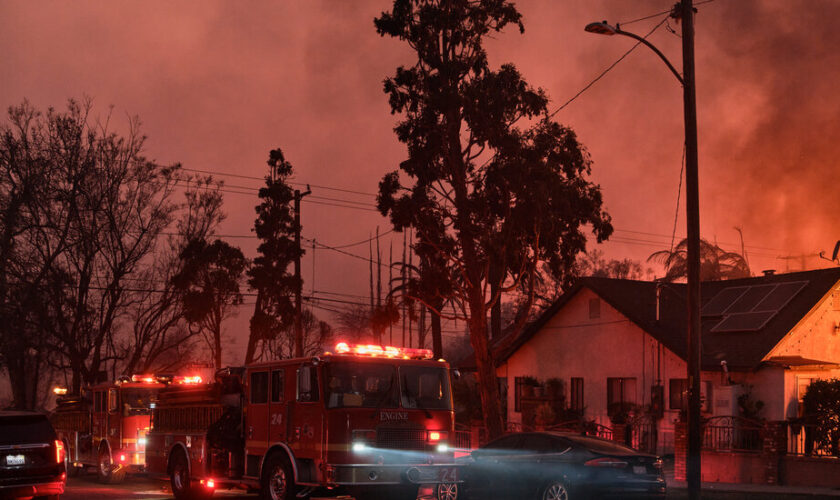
[180,167,377,197]
[548,15,670,118]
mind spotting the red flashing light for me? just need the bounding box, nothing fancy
[331,342,433,360]
[131,374,157,384]
[201,478,216,489]
[119,454,127,463]
[174,375,203,385]
[55,440,65,464]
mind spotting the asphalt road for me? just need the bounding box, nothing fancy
[63,473,839,500]
[62,473,251,500]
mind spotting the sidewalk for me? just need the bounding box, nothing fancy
[664,459,840,499]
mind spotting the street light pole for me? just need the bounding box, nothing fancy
[679,2,702,497]
[586,2,701,498]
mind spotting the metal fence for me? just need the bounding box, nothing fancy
[701,416,763,452]
[787,423,837,457]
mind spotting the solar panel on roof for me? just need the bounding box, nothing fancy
[753,281,808,312]
[701,287,748,317]
[710,311,776,332]
[725,284,777,314]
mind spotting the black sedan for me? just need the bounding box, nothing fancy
[462,431,665,500]
[0,411,66,499]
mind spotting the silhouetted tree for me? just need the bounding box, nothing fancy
[375,0,612,438]
[122,176,226,374]
[648,238,750,282]
[260,308,332,360]
[173,238,246,370]
[246,148,300,363]
[0,100,78,408]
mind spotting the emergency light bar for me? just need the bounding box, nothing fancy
[332,342,434,360]
[131,374,157,384]
[174,375,203,384]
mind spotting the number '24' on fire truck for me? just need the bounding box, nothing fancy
[145,343,462,500]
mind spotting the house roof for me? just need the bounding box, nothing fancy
[473,267,840,372]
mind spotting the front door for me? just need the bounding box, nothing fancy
[268,367,289,444]
[290,363,324,482]
[245,369,270,477]
[91,390,108,461]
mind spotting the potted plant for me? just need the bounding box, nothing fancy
[521,376,539,398]
[535,402,556,430]
[545,378,564,400]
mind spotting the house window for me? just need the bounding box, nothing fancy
[607,377,636,416]
[669,379,688,410]
[570,377,584,411]
[498,377,508,420]
[589,298,601,319]
[670,379,712,412]
[514,377,524,412]
[797,377,814,417]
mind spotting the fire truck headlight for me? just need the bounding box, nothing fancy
[138,437,147,446]
[436,443,449,453]
[352,442,368,453]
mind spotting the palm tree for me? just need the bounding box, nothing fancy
[648,238,751,282]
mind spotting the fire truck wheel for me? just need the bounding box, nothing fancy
[260,453,295,500]
[97,449,113,483]
[170,450,194,500]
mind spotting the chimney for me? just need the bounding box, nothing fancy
[762,269,776,277]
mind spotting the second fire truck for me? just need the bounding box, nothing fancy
[51,375,166,483]
[146,343,461,500]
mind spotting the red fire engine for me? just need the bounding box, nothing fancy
[51,374,166,483]
[146,343,461,500]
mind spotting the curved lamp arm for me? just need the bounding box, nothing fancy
[585,21,684,86]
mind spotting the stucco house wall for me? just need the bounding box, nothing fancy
[497,287,686,453]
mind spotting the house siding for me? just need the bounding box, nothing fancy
[497,287,686,454]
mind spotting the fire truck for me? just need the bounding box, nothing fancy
[146,343,461,500]
[50,375,167,483]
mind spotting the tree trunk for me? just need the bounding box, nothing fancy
[489,261,502,340]
[245,291,264,364]
[468,296,505,439]
[431,298,443,360]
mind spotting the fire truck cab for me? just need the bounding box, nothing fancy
[51,375,164,483]
[146,343,460,500]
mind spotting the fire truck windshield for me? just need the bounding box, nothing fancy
[121,388,156,415]
[325,362,398,409]
[325,362,452,411]
[399,365,452,410]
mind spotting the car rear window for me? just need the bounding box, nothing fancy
[565,435,637,455]
[0,414,56,445]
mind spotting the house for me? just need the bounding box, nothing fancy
[487,267,840,456]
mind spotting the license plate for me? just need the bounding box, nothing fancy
[5,454,25,466]
[633,465,647,475]
[438,467,457,482]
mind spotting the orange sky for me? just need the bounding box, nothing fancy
[3,0,839,352]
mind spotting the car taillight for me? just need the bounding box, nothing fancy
[55,440,65,464]
[584,457,628,468]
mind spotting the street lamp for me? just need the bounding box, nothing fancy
[584,21,683,85]
[586,3,702,500]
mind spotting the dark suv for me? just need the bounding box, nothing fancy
[0,411,66,499]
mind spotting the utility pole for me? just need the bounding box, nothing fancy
[294,186,311,358]
[679,1,702,498]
